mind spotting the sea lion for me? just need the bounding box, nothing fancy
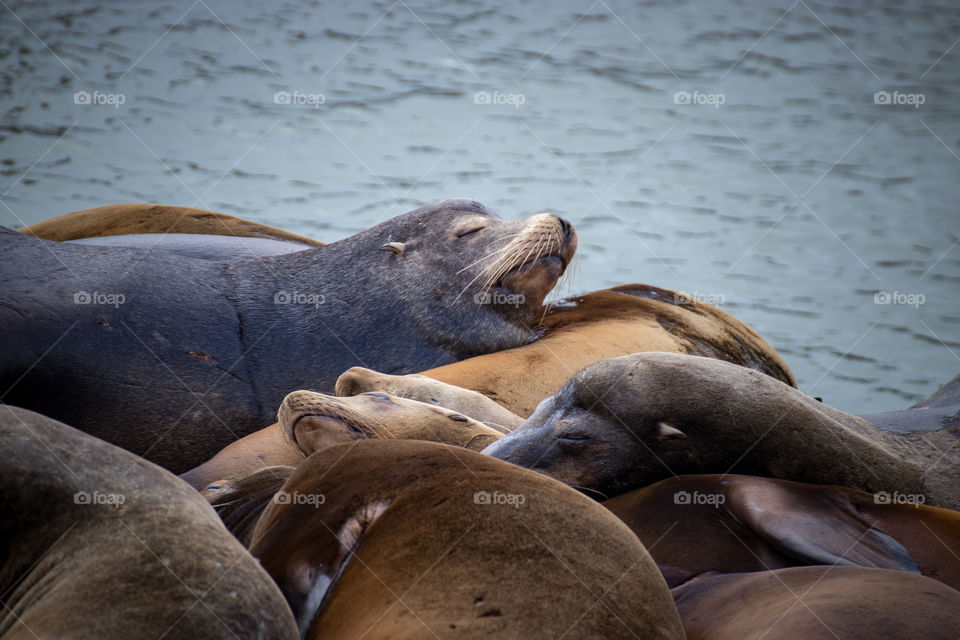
[341,284,796,418]
[67,233,315,260]
[0,405,298,640]
[862,372,960,433]
[278,389,503,455]
[336,367,525,430]
[672,566,960,640]
[18,202,322,245]
[603,474,960,591]
[202,465,296,547]
[0,199,575,472]
[248,439,684,639]
[483,352,960,508]
[180,390,505,490]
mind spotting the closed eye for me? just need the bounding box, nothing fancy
[558,433,593,443]
[456,227,483,239]
[448,414,469,423]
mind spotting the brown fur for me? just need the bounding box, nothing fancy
[18,202,322,244]
[0,406,298,639]
[604,474,960,591]
[419,284,795,417]
[249,440,684,639]
[672,566,960,640]
[485,352,959,508]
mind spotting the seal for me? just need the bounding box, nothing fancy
[603,474,960,591]
[0,199,576,472]
[335,367,524,430]
[483,352,960,508]
[672,566,960,640]
[180,390,505,491]
[0,404,298,639]
[248,439,685,639]
[278,389,503,455]
[18,202,323,244]
[341,284,795,417]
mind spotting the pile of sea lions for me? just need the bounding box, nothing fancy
[1,200,958,639]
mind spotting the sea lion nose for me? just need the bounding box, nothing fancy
[557,217,574,241]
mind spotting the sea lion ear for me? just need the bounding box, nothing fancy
[656,421,687,440]
[379,242,406,256]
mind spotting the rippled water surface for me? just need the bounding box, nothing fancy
[2,0,958,414]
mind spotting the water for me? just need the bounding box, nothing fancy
[2,0,958,414]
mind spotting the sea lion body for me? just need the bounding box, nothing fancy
[249,440,684,639]
[484,352,959,507]
[18,202,322,245]
[0,199,574,472]
[67,233,314,260]
[0,405,298,639]
[604,474,960,591]
[672,566,960,640]
[353,285,796,417]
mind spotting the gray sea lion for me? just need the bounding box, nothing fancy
[18,202,323,245]
[249,440,685,639]
[0,405,298,640]
[603,474,960,591]
[0,199,575,472]
[484,352,960,508]
[340,284,796,418]
[672,566,960,640]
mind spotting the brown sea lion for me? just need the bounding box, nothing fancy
[249,440,684,639]
[484,352,960,508]
[202,465,296,547]
[278,389,503,455]
[1,199,575,472]
[672,566,960,640]
[343,284,796,418]
[603,474,960,591]
[181,390,505,491]
[335,368,524,430]
[18,202,322,245]
[0,405,298,640]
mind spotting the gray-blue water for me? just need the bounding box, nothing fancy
[2,0,958,415]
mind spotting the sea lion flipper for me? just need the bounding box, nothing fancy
[727,479,921,573]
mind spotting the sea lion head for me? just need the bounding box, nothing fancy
[483,353,709,498]
[278,388,502,455]
[329,199,577,355]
